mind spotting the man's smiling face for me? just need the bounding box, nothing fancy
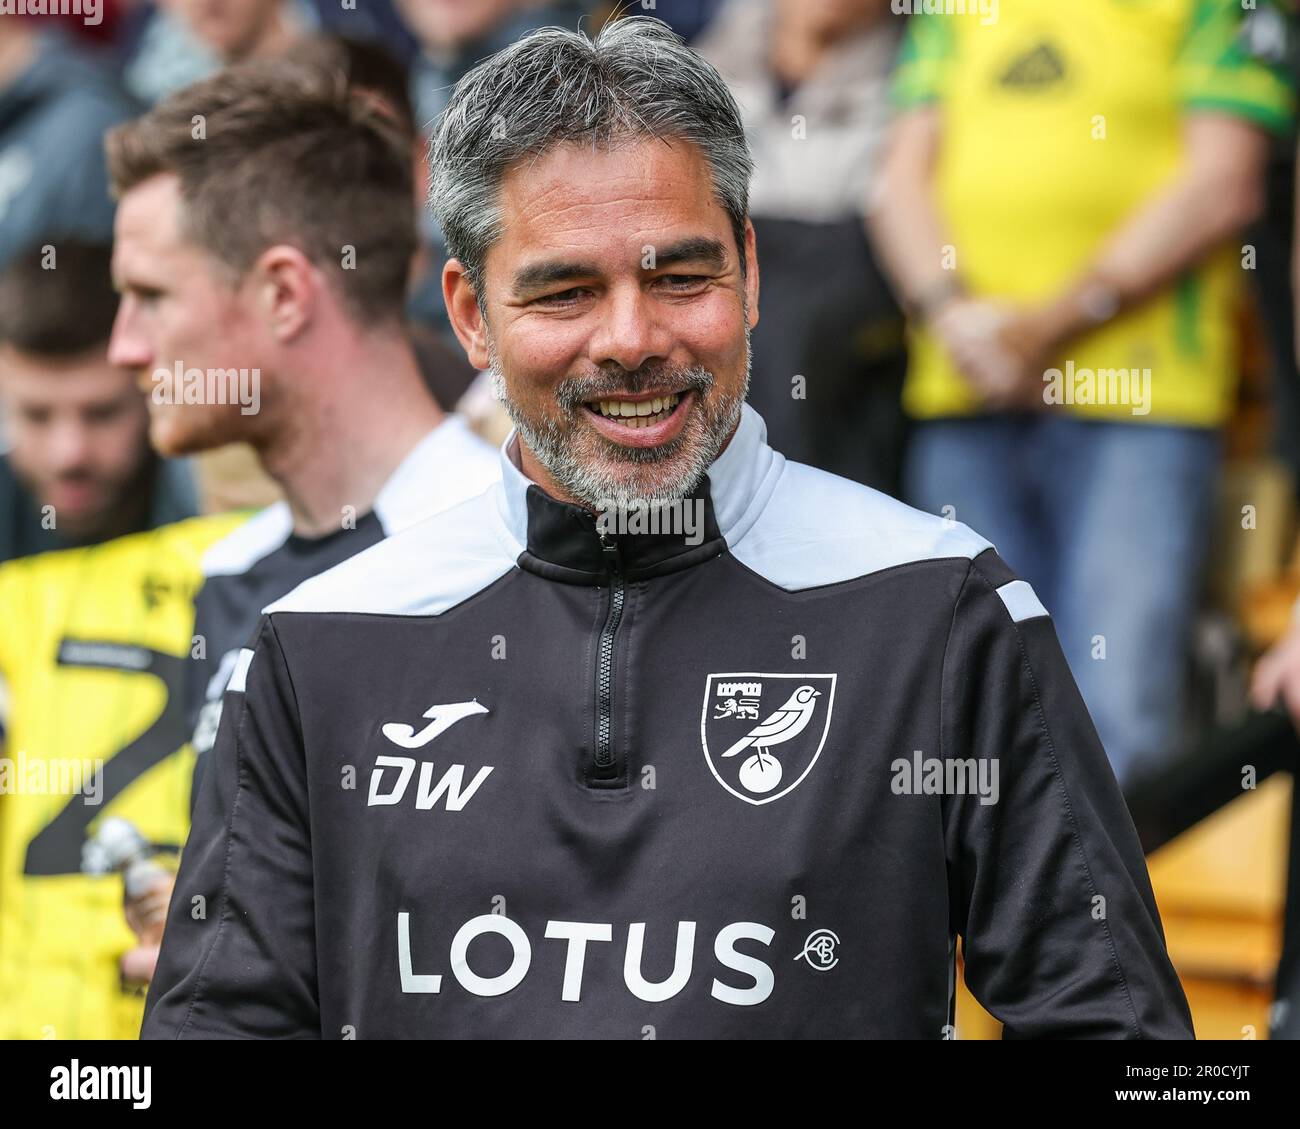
[444,137,759,509]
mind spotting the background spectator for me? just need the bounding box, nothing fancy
[697,0,906,489]
[870,0,1294,787]
[0,19,138,268]
[0,240,196,564]
[124,0,315,104]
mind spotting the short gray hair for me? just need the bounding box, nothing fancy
[427,15,754,297]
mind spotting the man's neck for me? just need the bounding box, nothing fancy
[257,336,444,538]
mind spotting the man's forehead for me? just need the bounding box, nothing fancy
[113,174,193,281]
[493,138,730,262]
[0,347,126,397]
[115,175,183,253]
[118,173,182,231]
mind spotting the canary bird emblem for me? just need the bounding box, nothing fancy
[701,674,837,805]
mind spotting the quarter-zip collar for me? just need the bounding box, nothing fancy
[494,403,783,585]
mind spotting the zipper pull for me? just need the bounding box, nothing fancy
[597,530,622,577]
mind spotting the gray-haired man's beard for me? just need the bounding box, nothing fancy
[489,328,751,511]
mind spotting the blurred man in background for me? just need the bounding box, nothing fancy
[177,0,306,58]
[0,243,233,1040]
[0,17,137,267]
[124,0,314,104]
[871,0,1294,788]
[104,60,499,987]
[0,241,197,566]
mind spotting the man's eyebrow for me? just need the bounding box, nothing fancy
[511,259,600,296]
[650,237,728,271]
[510,237,730,297]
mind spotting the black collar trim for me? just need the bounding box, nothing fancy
[516,482,726,584]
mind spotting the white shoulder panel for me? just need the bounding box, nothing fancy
[729,459,994,591]
[201,502,293,578]
[264,487,518,618]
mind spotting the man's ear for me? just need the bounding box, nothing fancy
[743,217,760,330]
[444,259,490,370]
[252,245,316,343]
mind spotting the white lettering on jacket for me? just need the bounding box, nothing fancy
[368,757,494,810]
[397,914,777,1006]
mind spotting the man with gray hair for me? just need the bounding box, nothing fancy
[142,16,1193,1039]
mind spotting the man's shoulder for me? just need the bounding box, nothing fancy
[733,456,994,591]
[265,488,515,620]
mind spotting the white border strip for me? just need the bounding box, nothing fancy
[996,580,1049,623]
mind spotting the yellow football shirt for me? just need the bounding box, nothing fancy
[0,514,245,1040]
[893,0,1294,426]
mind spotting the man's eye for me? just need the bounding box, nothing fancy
[85,403,125,425]
[534,288,589,307]
[656,274,708,291]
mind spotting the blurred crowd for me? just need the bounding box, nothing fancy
[1,0,1299,1038]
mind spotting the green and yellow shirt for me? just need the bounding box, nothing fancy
[893,0,1294,426]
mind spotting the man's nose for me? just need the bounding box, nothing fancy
[588,285,672,376]
[47,418,93,472]
[107,297,154,371]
